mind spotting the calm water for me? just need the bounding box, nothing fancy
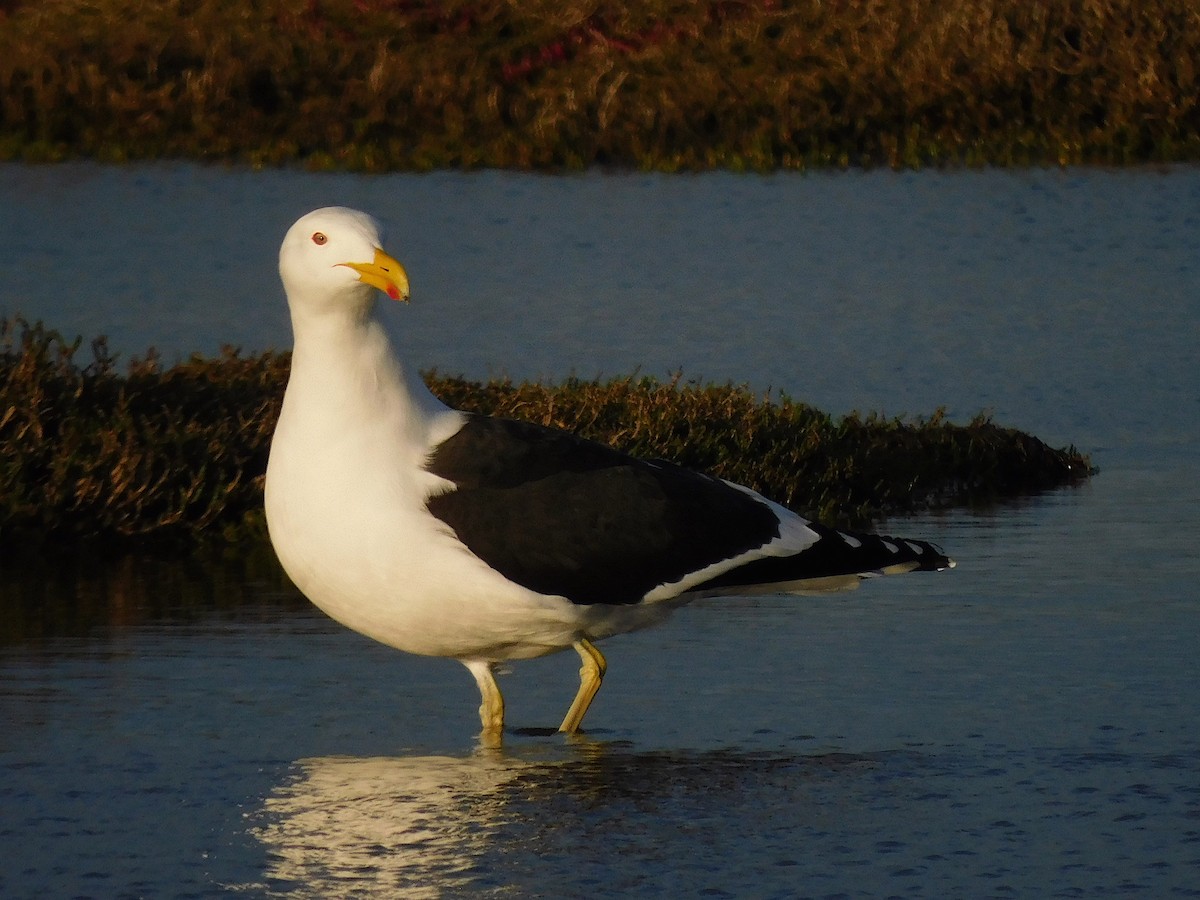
[2,164,1199,897]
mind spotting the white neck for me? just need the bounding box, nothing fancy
[280,304,459,462]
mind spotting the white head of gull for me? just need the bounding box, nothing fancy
[266,206,954,747]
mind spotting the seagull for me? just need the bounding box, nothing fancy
[265,207,954,745]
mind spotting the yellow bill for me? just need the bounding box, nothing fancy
[339,248,410,301]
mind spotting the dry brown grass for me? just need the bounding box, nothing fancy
[2,0,1198,169]
[2,318,1090,549]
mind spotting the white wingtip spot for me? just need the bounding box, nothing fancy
[839,532,863,549]
[882,540,900,554]
[904,541,924,555]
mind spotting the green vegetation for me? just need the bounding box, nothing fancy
[1,318,286,547]
[1,318,1091,549]
[2,0,1199,170]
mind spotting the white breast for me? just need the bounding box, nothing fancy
[264,320,585,661]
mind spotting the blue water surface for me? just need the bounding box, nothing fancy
[1,164,1198,897]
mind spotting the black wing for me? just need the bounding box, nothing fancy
[424,415,783,605]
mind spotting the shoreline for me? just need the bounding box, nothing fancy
[1,318,1092,551]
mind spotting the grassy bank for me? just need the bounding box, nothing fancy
[1,0,1199,170]
[1,318,1091,549]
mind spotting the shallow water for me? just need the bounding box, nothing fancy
[4,480,1198,897]
[2,164,1199,897]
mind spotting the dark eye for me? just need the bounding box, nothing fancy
[312,232,328,245]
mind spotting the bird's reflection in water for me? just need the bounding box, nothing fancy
[247,740,886,897]
[249,750,529,897]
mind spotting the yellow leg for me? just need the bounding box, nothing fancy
[558,638,607,734]
[464,660,505,747]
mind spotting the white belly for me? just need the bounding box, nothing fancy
[266,465,592,660]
